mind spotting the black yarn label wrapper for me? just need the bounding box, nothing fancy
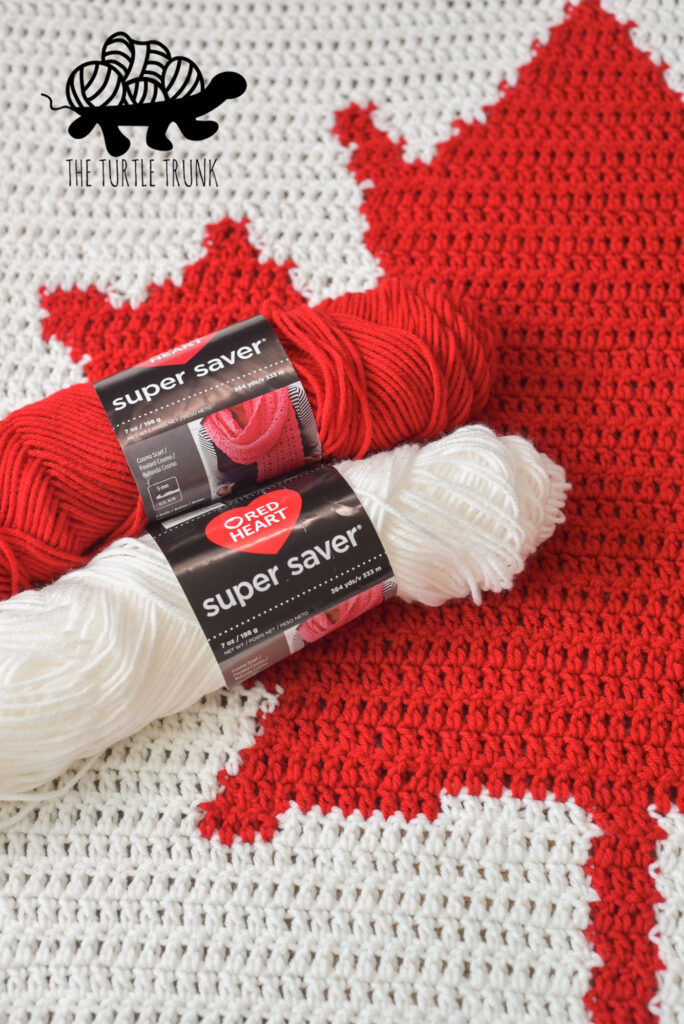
[94,316,321,524]
[149,464,396,687]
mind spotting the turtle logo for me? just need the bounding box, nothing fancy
[42,32,246,156]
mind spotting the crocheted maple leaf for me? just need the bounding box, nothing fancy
[39,3,683,1021]
[40,218,303,381]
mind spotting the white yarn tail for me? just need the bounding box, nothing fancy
[339,425,568,606]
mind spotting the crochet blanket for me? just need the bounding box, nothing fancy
[1,2,682,1021]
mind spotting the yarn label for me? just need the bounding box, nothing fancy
[149,464,396,687]
[93,316,321,523]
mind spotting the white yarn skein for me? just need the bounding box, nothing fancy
[0,425,568,801]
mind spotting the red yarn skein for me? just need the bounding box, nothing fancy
[0,277,497,598]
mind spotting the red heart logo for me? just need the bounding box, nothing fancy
[205,489,302,555]
[137,332,212,369]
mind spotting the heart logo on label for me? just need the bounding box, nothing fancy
[205,489,302,555]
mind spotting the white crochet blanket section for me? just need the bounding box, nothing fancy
[1,0,684,1020]
[1,0,677,415]
[1,686,600,1024]
[650,810,684,1024]
[1,0,579,415]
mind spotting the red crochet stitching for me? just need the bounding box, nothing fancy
[39,2,683,1022]
[13,225,494,597]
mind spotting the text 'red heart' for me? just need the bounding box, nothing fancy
[205,489,302,555]
[138,333,211,369]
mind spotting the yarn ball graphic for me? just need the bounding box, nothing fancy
[65,61,125,108]
[69,35,202,109]
[100,30,136,76]
[163,56,204,100]
[124,77,166,105]
[101,32,170,84]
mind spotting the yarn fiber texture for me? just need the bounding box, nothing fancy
[0,425,566,800]
[0,277,496,600]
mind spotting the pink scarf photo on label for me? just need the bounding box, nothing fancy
[203,388,305,482]
[298,583,386,644]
